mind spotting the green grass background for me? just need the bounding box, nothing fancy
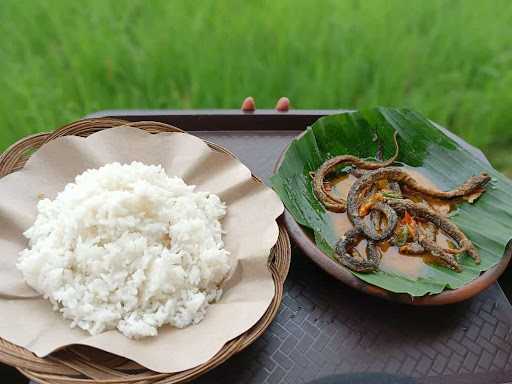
[1,0,511,174]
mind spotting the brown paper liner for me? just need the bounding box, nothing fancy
[0,126,283,373]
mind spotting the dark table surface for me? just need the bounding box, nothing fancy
[4,109,512,384]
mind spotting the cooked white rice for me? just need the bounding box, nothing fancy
[17,161,231,339]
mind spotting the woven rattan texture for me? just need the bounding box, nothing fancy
[0,118,291,384]
[192,129,512,384]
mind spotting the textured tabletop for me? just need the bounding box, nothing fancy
[6,111,512,384]
[191,130,512,384]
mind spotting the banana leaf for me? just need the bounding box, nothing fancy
[271,107,512,296]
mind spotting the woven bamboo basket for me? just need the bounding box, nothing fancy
[0,118,291,384]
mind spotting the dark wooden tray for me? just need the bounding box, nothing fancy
[7,109,512,384]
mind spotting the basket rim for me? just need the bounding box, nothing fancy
[0,118,291,384]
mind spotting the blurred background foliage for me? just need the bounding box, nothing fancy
[1,0,511,174]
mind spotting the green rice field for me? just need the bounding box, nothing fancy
[1,0,511,174]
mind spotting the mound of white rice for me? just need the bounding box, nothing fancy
[17,162,231,339]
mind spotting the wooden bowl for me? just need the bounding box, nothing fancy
[0,118,291,384]
[274,133,512,306]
